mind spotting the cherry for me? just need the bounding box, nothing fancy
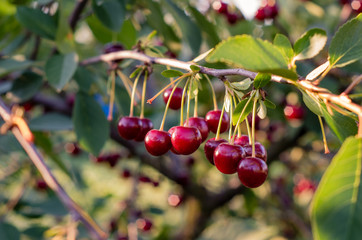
[351,0,362,13]
[136,218,152,232]
[139,175,151,183]
[255,8,266,21]
[163,87,184,110]
[216,1,228,14]
[65,142,81,156]
[171,126,202,155]
[204,138,228,165]
[340,0,351,5]
[35,178,48,191]
[227,13,239,24]
[144,130,172,156]
[284,105,305,120]
[134,118,153,142]
[255,3,278,21]
[118,116,142,140]
[243,142,267,162]
[121,169,131,178]
[184,117,209,142]
[168,126,181,154]
[214,143,246,174]
[294,178,317,195]
[237,157,268,188]
[234,135,250,146]
[205,110,229,134]
[103,43,124,63]
[107,153,121,167]
[168,194,184,207]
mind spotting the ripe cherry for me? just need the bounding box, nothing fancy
[237,157,268,188]
[168,126,181,154]
[216,1,228,14]
[243,142,267,162]
[234,135,250,147]
[65,142,81,156]
[214,143,246,174]
[255,3,278,21]
[121,169,131,178]
[227,13,239,24]
[134,118,153,142]
[118,116,142,140]
[163,87,184,110]
[35,178,48,191]
[284,105,305,120]
[171,126,202,155]
[144,130,172,156]
[184,117,209,142]
[204,138,228,165]
[137,218,152,232]
[205,110,230,134]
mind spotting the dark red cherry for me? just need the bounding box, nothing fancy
[264,4,278,19]
[65,142,81,156]
[118,116,142,140]
[339,0,351,5]
[171,126,202,155]
[284,105,305,120]
[255,8,266,21]
[134,118,153,142]
[121,169,131,178]
[103,43,124,63]
[144,130,172,156]
[168,126,181,154]
[243,142,267,162]
[205,110,229,134]
[234,135,250,146]
[214,143,245,174]
[227,13,238,24]
[137,218,152,232]
[35,178,48,190]
[237,157,268,188]
[107,153,121,167]
[163,87,184,110]
[352,0,362,13]
[204,138,228,165]
[216,1,228,14]
[184,117,209,142]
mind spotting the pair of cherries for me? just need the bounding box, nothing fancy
[118,116,153,141]
[204,135,268,188]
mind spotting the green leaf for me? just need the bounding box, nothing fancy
[92,0,125,32]
[161,69,184,78]
[16,7,57,39]
[73,92,110,155]
[55,0,75,54]
[232,98,253,125]
[206,35,298,80]
[302,91,323,116]
[0,58,32,76]
[10,72,42,102]
[329,14,362,68]
[118,19,137,49]
[29,113,73,131]
[129,67,143,78]
[86,15,113,43]
[273,34,294,62]
[264,98,276,109]
[0,222,20,240]
[165,0,202,55]
[230,78,252,91]
[45,53,78,91]
[294,28,327,61]
[312,136,362,240]
[73,67,95,92]
[253,73,271,89]
[190,65,200,72]
[22,226,47,240]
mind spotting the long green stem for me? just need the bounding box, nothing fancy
[180,78,191,126]
[228,94,233,143]
[205,75,218,110]
[215,102,226,140]
[130,70,143,117]
[251,96,258,157]
[186,76,193,126]
[107,70,116,121]
[140,71,148,119]
[245,119,252,144]
[194,88,198,117]
[318,115,330,154]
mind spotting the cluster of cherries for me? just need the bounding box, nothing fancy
[214,1,240,24]
[255,0,279,21]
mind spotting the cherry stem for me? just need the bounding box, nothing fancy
[180,77,191,126]
[205,75,218,110]
[232,95,241,137]
[251,95,258,157]
[159,79,184,131]
[318,115,330,154]
[194,87,198,118]
[228,94,233,143]
[147,73,191,104]
[116,70,132,98]
[215,102,226,141]
[130,69,143,117]
[186,76,194,126]
[107,70,116,121]
[245,118,252,144]
[140,70,148,119]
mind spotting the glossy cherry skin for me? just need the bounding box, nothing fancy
[168,126,180,154]
[135,118,154,142]
[284,105,305,120]
[234,135,249,146]
[217,1,228,14]
[144,130,172,156]
[184,117,209,142]
[214,143,246,174]
[243,142,267,162]
[171,126,202,155]
[204,138,228,165]
[137,218,152,232]
[237,157,268,188]
[227,13,238,24]
[163,87,184,110]
[205,110,230,134]
[118,117,142,140]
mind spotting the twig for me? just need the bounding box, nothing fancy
[342,75,362,96]
[69,0,89,31]
[0,99,108,240]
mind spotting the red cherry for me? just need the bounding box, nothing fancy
[234,135,250,146]
[121,169,131,178]
[294,178,317,195]
[134,118,153,142]
[204,138,228,165]
[35,179,48,190]
[118,116,142,140]
[22,101,34,112]
[227,13,239,24]
[214,143,246,174]
[243,142,267,161]
[284,105,305,120]
[171,126,202,155]
[163,87,184,110]
[237,157,268,188]
[351,0,362,13]
[144,130,172,156]
[136,218,152,232]
[139,175,151,183]
[65,142,81,156]
[205,110,230,134]
[184,117,209,142]
[216,1,228,14]
[168,126,181,154]
[107,153,121,167]
[340,0,351,5]
[255,8,266,21]
[264,4,278,19]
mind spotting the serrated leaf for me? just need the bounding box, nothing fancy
[206,35,298,80]
[302,91,323,116]
[232,98,253,125]
[92,0,125,32]
[73,92,110,155]
[45,53,78,91]
[16,7,57,39]
[264,98,276,109]
[10,72,42,102]
[0,58,33,76]
[253,73,271,89]
[294,28,327,61]
[312,136,362,240]
[230,78,252,91]
[190,65,200,72]
[161,69,183,78]
[257,100,267,119]
[329,14,362,68]
[29,113,73,131]
[273,34,294,62]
